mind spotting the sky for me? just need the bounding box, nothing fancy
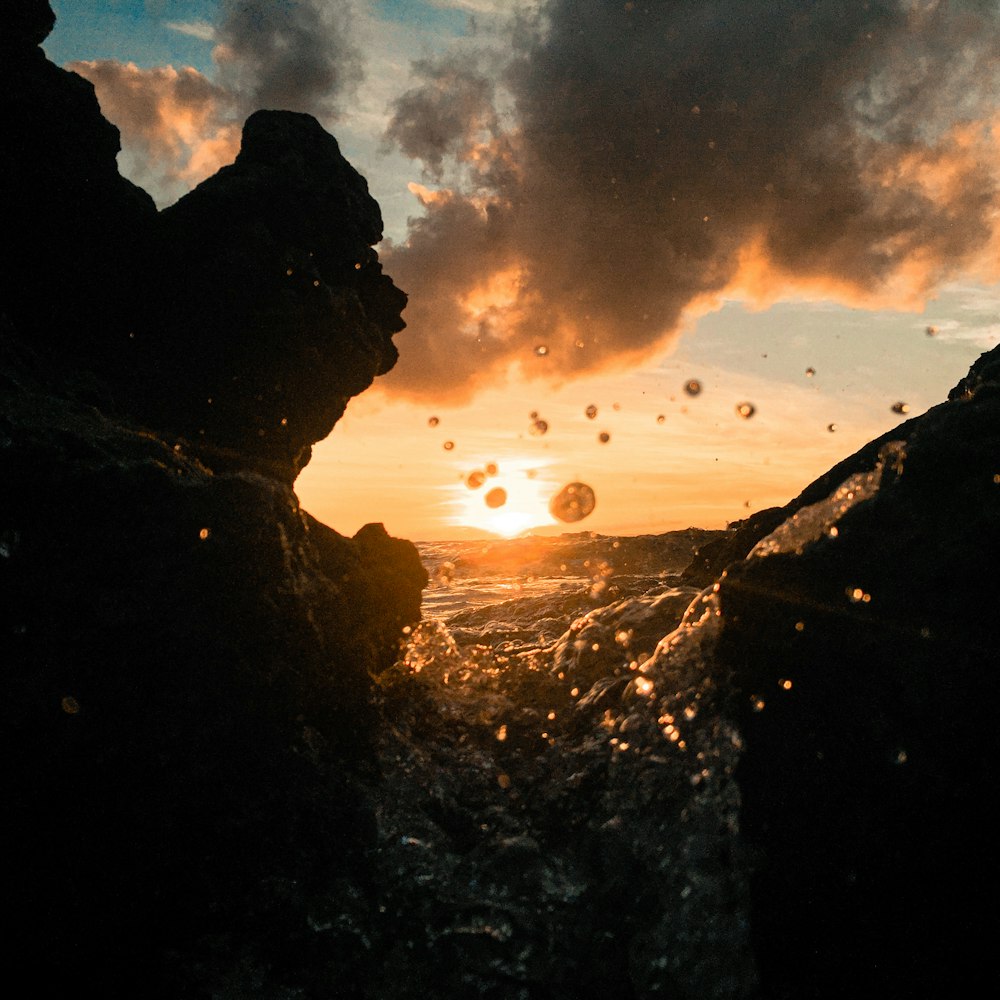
[44,0,1000,540]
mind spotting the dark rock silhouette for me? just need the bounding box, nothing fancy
[130,109,408,478]
[700,343,1000,996]
[0,1,156,385]
[2,4,424,993]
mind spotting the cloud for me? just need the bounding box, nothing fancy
[165,20,216,41]
[71,1,366,207]
[379,0,1000,400]
[69,60,241,206]
[212,0,364,120]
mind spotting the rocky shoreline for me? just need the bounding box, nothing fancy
[4,3,999,996]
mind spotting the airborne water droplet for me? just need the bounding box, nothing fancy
[736,401,756,419]
[534,344,549,356]
[598,431,611,444]
[466,470,486,489]
[684,379,702,396]
[549,482,596,523]
[585,404,598,420]
[805,367,816,378]
[891,401,910,415]
[485,487,507,508]
[428,416,440,427]
[485,462,498,476]
[827,423,838,432]
[656,414,665,424]
[530,419,549,436]
[61,696,80,715]
[443,440,455,451]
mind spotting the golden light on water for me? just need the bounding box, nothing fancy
[446,457,559,537]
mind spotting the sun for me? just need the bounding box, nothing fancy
[445,457,559,538]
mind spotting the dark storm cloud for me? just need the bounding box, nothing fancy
[383,53,498,179]
[381,0,1000,399]
[214,0,364,119]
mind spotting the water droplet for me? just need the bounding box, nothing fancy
[497,773,511,789]
[585,404,598,420]
[891,401,910,415]
[61,696,80,715]
[485,462,498,476]
[354,262,362,270]
[466,470,486,489]
[635,676,654,696]
[780,678,793,690]
[530,418,548,436]
[496,724,507,742]
[443,440,455,451]
[529,411,538,420]
[736,401,756,419]
[827,423,838,432]
[805,367,816,378]
[684,379,702,396]
[598,431,611,444]
[794,620,805,632]
[198,527,210,540]
[549,482,596,523]
[534,344,549,356]
[926,325,938,337]
[428,416,440,427]
[485,487,507,508]
[312,279,320,287]
[656,414,665,424]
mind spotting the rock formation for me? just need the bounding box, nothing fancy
[2,3,425,993]
[703,342,1000,996]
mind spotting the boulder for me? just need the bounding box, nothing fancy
[709,343,1000,996]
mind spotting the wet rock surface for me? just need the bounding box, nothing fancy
[710,346,1000,997]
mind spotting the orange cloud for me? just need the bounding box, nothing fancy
[69,60,239,206]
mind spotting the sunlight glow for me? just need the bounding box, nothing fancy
[446,457,559,537]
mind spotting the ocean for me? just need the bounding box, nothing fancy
[363,526,757,997]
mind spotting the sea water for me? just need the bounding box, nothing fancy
[357,528,758,998]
